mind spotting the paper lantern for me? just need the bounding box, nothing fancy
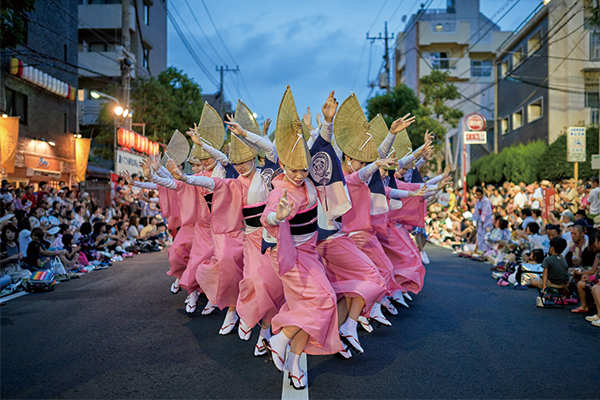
[10,58,23,76]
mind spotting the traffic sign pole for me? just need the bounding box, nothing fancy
[575,162,578,181]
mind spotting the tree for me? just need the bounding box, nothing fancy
[1,0,36,49]
[88,67,204,161]
[419,70,464,173]
[366,71,463,173]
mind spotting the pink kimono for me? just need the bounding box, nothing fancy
[342,171,404,297]
[378,180,427,293]
[261,175,343,355]
[157,185,190,281]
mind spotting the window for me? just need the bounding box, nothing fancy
[501,118,509,135]
[512,109,523,129]
[527,97,543,122]
[143,47,149,69]
[89,42,107,52]
[512,47,523,66]
[528,29,542,56]
[64,44,68,61]
[64,113,68,133]
[430,52,452,70]
[586,91,599,108]
[591,32,600,61]
[144,3,150,25]
[5,88,27,125]
[471,60,492,77]
[501,60,509,77]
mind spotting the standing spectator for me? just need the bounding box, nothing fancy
[514,186,528,209]
[588,176,600,219]
[36,181,49,205]
[23,185,37,209]
[472,186,493,252]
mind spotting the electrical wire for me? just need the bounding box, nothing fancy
[367,0,390,34]
[182,0,228,65]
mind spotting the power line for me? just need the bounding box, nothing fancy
[181,0,228,65]
[367,0,390,33]
[351,40,368,89]
[170,1,219,66]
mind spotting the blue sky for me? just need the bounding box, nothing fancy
[167,0,542,126]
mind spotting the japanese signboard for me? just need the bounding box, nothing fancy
[464,131,487,144]
[115,149,144,176]
[567,127,586,162]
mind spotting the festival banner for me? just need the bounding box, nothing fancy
[0,117,19,173]
[75,138,91,182]
[542,187,556,220]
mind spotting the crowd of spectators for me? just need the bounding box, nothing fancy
[0,176,169,293]
[427,176,600,327]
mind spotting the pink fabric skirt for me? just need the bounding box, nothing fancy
[236,228,285,327]
[196,229,244,309]
[270,235,343,356]
[180,222,213,294]
[166,224,194,280]
[317,234,387,316]
[349,230,404,296]
[379,222,426,293]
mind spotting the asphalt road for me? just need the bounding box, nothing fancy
[1,246,597,399]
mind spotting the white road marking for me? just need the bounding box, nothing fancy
[0,291,28,303]
[281,352,308,400]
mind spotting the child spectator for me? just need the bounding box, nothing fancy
[531,237,569,291]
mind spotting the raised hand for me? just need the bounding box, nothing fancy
[438,175,453,190]
[390,113,417,135]
[166,158,184,180]
[140,159,152,179]
[375,157,398,169]
[275,189,294,221]
[416,138,434,159]
[186,123,202,145]
[302,107,314,131]
[121,171,133,185]
[322,91,338,123]
[444,162,454,175]
[262,118,272,137]
[148,153,160,171]
[224,114,247,137]
[316,113,322,129]
[410,185,430,197]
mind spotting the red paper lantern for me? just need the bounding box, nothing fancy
[117,128,125,146]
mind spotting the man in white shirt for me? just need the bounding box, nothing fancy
[588,176,599,218]
[514,186,528,209]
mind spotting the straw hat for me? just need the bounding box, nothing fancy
[230,100,260,164]
[334,93,388,162]
[275,86,311,170]
[301,121,311,141]
[161,130,190,167]
[187,144,205,165]
[188,102,225,162]
[386,129,412,159]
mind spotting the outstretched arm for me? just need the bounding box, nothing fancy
[358,157,397,183]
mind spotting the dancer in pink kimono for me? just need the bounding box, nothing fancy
[122,168,191,295]
[307,92,387,357]
[262,87,342,390]
[333,93,430,326]
[142,151,212,314]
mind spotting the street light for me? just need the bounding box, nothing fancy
[89,90,128,171]
[115,106,124,116]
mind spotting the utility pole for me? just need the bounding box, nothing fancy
[116,0,132,170]
[366,21,394,93]
[216,65,239,117]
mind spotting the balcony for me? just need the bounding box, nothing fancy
[78,4,135,31]
[78,51,122,77]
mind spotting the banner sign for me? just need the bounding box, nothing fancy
[542,187,556,220]
[115,149,144,175]
[0,117,19,173]
[567,127,586,162]
[75,138,91,182]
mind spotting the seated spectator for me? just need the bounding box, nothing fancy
[531,237,569,291]
[533,209,544,229]
[60,234,81,271]
[572,232,600,315]
[516,222,550,252]
[520,208,535,230]
[567,224,594,272]
[77,222,96,262]
[0,224,30,281]
[23,228,66,272]
[92,222,122,252]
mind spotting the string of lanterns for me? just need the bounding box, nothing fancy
[117,128,159,156]
[10,58,76,100]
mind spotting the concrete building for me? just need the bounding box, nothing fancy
[395,0,511,165]
[496,0,598,151]
[77,0,167,126]
[0,0,79,189]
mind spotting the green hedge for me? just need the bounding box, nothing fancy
[467,126,599,186]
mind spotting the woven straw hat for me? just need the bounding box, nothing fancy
[301,121,311,141]
[385,129,412,159]
[190,101,225,161]
[187,144,204,165]
[230,100,260,164]
[334,93,388,162]
[275,86,311,169]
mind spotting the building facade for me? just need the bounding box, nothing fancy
[0,0,79,189]
[496,0,598,151]
[77,0,167,127]
[395,0,511,165]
